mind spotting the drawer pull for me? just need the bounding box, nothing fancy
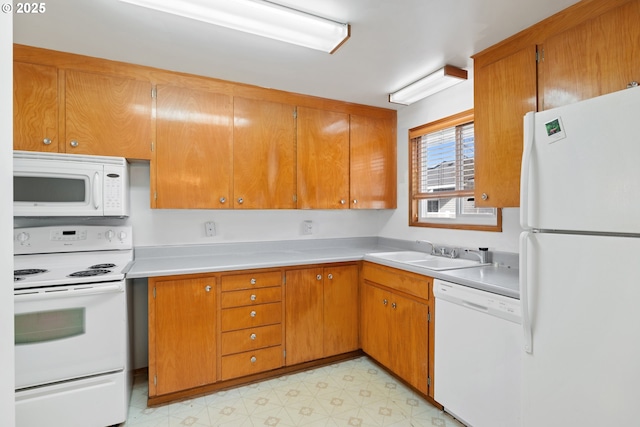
[250,278,257,285]
[316,274,322,281]
[250,294,257,301]
[383,299,388,306]
[327,274,333,280]
[205,285,212,292]
[250,310,257,318]
[250,333,257,340]
[250,356,257,363]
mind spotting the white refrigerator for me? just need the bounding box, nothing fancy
[520,86,640,426]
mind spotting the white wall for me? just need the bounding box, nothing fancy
[1,9,15,427]
[128,162,394,247]
[377,74,522,253]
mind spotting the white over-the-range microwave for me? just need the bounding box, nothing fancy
[13,151,129,217]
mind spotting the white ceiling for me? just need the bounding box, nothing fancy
[13,0,580,110]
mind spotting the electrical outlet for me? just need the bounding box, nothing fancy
[302,220,313,235]
[204,221,216,237]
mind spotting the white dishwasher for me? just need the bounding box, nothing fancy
[433,279,522,427]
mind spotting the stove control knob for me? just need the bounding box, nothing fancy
[105,230,115,240]
[16,232,30,243]
[118,231,127,241]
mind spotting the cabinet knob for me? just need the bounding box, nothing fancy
[237,197,244,204]
[205,285,211,292]
[42,138,52,145]
[481,193,488,201]
[316,274,322,281]
[70,139,79,147]
[250,356,257,363]
[628,81,639,88]
[383,299,388,306]
[250,310,257,318]
[250,294,257,301]
[327,274,333,280]
[250,333,257,340]
[353,199,358,205]
[340,199,346,205]
[250,278,257,285]
[392,302,397,309]
[219,197,226,204]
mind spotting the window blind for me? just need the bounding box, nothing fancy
[412,122,475,200]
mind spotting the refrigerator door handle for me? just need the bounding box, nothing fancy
[520,231,533,354]
[520,112,535,230]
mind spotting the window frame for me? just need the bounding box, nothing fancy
[409,109,502,232]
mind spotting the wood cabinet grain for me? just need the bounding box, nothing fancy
[296,106,350,209]
[13,62,59,152]
[233,97,296,209]
[154,84,233,209]
[148,275,217,397]
[361,262,430,396]
[285,264,359,366]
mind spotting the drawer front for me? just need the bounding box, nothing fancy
[221,302,282,331]
[221,271,282,292]
[221,287,282,309]
[221,346,283,381]
[221,324,282,355]
[362,262,430,300]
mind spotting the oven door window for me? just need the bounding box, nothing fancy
[14,176,88,203]
[15,308,85,344]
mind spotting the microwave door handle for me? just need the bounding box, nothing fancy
[93,172,101,211]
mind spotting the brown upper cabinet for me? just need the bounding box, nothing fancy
[13,62,59,152]
[296,106,350,209]
[233,97,297,209]
[350,114,397,209]
[64,70,152,159]
[472,0,638,208]
[13,60,152,159]
[154,84,233,209]
[13,44,396,210]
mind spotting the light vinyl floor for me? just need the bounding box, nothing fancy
[123,356,463,427]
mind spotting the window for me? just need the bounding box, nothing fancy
[409,109,501,231]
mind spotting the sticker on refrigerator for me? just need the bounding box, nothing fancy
[544,117,566,143]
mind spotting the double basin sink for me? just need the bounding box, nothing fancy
[367,251,488,271]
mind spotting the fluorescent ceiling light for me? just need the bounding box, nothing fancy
[389,65,468,105]
[119,0,350,53]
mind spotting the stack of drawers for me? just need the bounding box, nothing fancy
[220,270,284,380]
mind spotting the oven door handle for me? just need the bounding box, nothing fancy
[15,283,124,302]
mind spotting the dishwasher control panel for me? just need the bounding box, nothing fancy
[433,279,522,324]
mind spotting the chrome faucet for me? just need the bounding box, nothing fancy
[465,248,489,263]
[416,240,435,254]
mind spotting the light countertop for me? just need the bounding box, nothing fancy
[126,237,519,299]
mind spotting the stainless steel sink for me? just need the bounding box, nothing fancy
[367,251,488,271]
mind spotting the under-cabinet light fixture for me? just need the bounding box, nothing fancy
[389,65,468,105]
[118,0,350,54]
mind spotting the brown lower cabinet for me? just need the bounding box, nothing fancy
[360,262,433,397]
[284,264,359,366]
[147,262,433,404]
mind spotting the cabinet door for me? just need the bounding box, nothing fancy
[13,62,59,152]
[284,268,324,365]
[541,0,640,110]
[65,70,152,159]
[360,283,391,367]
[149,276,216,396]
[233,97,296,209]
[155,85,233,209]
[350,114,397,209]
[323,265,359,357]
[391,293,428,394]
[297,106,350,209]
[474,45,537,208]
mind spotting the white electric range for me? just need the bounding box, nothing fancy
[13,225,133,427]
